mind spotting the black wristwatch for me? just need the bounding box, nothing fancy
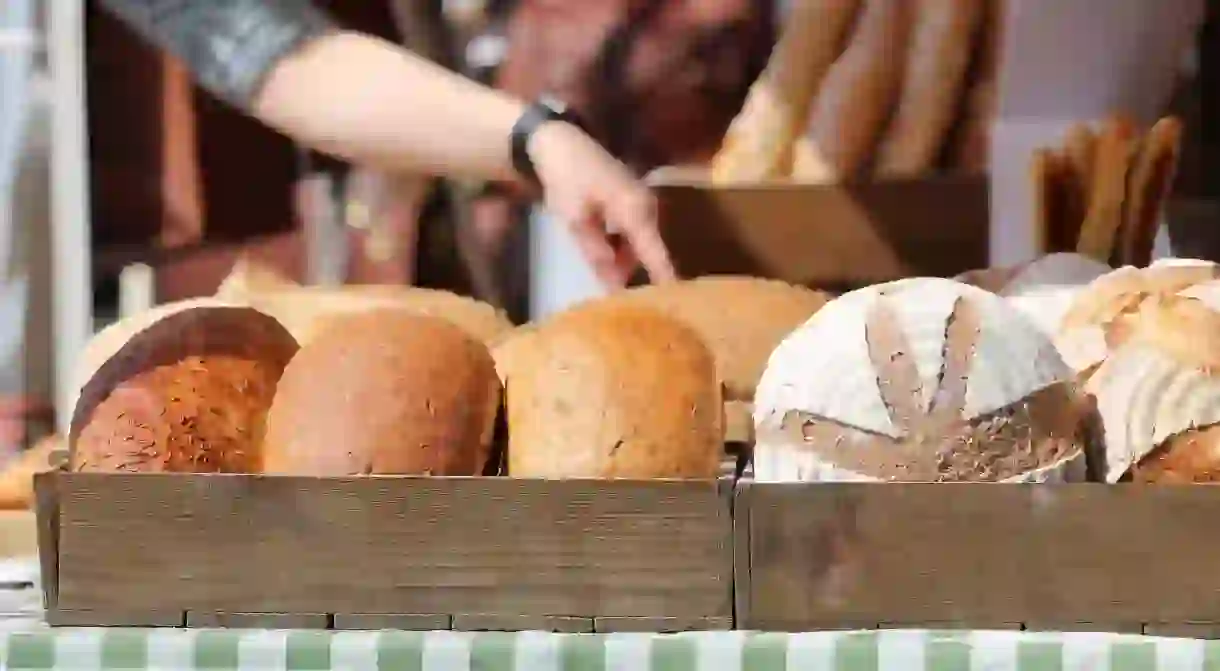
[510,96,585,187]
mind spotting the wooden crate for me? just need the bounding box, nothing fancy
[735,480,1220,637]
[35,472,734,631]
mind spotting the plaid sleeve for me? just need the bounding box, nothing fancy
[96,0,335,109]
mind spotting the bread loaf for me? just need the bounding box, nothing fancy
[214,256,298,300]
[586,276,828,402]
[875,0,984,177]
[792,0,913,180]
[710,0,862,183]
[1086,282,1220,481]
[955,254,1111,334]
[948,0,1003,171]
[262,310,500,476]
[234,285,514,347]
[753,277,1086,482]
[497,304,722,479]
[1056,262,1219,379]
[70,305,299,473]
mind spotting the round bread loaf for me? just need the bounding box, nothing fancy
[955,254,1111,335]
[1056,261,1219,379]
[1085,280,1220,482]
[262,310,501,475]
[498,303,722,478]
[753,277,1087,483]
[598,276,829,402]
[236,285,513,347]
[70,305,299,473]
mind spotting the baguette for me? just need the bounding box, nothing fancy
[710,0,862,184]
[1075,116,1138,263]
[1119,116,1183,266]
[875,0,984,177]
[792,0,913,181]
[1030,148,1062,254]
[1057,123,1098,249]
[949,0,1004,172]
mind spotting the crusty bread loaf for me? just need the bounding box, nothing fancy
[70,306,299,473]
[1086,282,1220,482]
[955,254,1111,335]
[497,304,722,479]
[1056,262,1219,378]
[948,0,1003,171]
[214,256,298,300]
[792,0,913,181]
[710,0,862,183]
[875,0,984,177]
[234,285,513,347]
[590,276,828,402]
[262,310,500,476]
[753,278,1086,482]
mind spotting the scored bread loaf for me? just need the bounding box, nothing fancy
[70,305,299,473]
[262,310,501,476]
[582,276,828,402]
[1086,281,1220,482]
[496,303,722,479]
[753,277,1087,482]
[710,0,862,183]
[1056,261,1219,379]
[793,0,913,181]
[874,0,984,177]
[954,253,1112,334]
[229,285,514,347]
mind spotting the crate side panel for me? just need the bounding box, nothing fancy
[745,483,1220,627]
[54,474,731,619]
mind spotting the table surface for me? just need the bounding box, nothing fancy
[0,556,1215,671]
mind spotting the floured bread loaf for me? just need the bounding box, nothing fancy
[1057,261,1219,379]
[1087,281,1220,482]
[753,277,1086,482]
[497,303,722,479]
[70,305,299,473]
[263,310,500,476]
[955,254,1112,335]
[234,285,514,347]
[585,276,828,402]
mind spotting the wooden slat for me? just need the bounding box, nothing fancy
[743,483,1220,628]
[48,608,183,627]
[452,614,593,633]
[186,612,328,629]
[332,614,451,631]
[1143,622,1220,638]
[32,473,58,612]
[54,474,731,621]
[592,616,732,633]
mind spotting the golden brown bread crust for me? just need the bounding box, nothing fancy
[70,306,299,473]
[875,0,984,177]
[238,285,514,347]
[499,304,722,479]
[1130,424,1220,483]
[262,310,501,476]
[1075,116,1138,262]
[1119,117,1184,267]
[1061,264,1220,335]
[0,435,62,510]
[604,276,828,401]
[792,0,913,180]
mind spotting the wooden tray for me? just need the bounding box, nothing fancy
[35,472,734,631]
[734,480,1220,637]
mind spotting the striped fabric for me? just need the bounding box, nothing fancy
[0,629,1217,670]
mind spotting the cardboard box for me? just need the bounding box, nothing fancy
[733,481,1220,635]
[34,472,733,630]
[649,170,989,291]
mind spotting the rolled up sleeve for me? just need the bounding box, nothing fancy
[96,0,335,109]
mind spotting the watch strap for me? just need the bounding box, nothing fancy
[510,98,579,186]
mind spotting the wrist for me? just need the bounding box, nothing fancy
[510,98,586,187]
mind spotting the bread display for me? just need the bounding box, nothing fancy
[228,285,514,347]
[947,0,1003,172]
[955,253,1111,334]
[710,0,862,183]
[1056,262,1219,380]
[496,303,722,479]
[214,256,298,300]
[753,277,1086,482]
[792,0,913,181]
[582,276,829,402]
[70,305,299,473]
[1086,281,1220,482]
[262,310,500,476]
[875,0,984,177]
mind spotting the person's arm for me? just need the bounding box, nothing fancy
[97,0,674,284]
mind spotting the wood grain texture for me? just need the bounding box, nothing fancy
[186,612,329,629]
[332,614,451,631]
[51,474,732,621]
[592,616,732,633]
[741,482,1220,628]
[453,614,593,633]
[47,609,184,627]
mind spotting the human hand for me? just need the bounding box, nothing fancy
[528,122,676,287]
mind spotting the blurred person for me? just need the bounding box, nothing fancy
[96,0,676,288]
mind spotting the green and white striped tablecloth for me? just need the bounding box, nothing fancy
[0,629,1217,670]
